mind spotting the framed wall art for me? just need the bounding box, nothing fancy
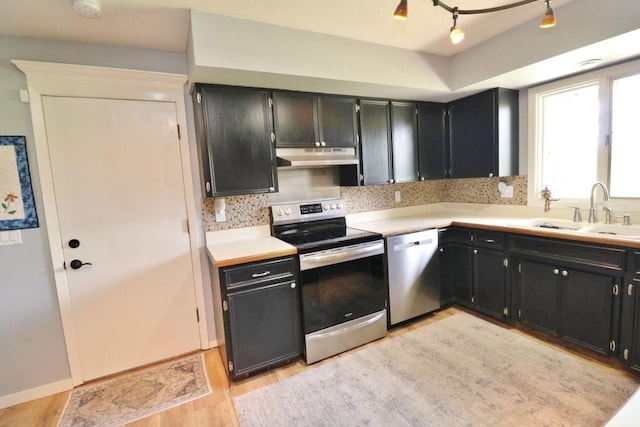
[0,136,38,230]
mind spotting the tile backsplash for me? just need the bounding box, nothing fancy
[202,175,528,231]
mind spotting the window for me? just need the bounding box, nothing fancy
[529,60,640,207]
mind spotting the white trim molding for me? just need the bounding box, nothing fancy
[11,60,209,386]
[0,379,73,410]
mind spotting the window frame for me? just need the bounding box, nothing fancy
[528,59,640,211]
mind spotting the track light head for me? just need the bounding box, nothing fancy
[394,0,408,20]
[540,0,556,28]
[449,8,464,44]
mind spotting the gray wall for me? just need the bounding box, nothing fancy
[0,34,187,398]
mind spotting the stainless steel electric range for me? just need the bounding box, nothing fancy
[271,198,387,364]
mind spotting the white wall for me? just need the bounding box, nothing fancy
[0,34,188,401]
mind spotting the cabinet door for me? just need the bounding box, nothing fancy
[391,102,419,183]
[448,89,496,178]
[226,280,302,377]
[317,96,358,147]
[450,243,473,307]
[560,268,616,355]
[273,92,318,147]
[359,100,392,185]
[474,248,505,320]
[417,102,447,180]
[197,85,277,196]
[520,259,560,336]
[630,279,640,371]
[439,244,455,305]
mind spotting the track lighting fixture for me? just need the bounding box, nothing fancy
[392,0,557,44]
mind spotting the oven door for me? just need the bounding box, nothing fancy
[299,240,386,335]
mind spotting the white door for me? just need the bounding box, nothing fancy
[42,96,200,382]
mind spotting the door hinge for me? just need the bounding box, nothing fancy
[629,283,634,296]
[177,124,181,140]
[503,307,509,316]
[196,308,200,322]
[503,258,509,268]
[610,340,616,352]
[518,309,522,319]
[228,361,234,372]
[355,104,360,112]
[613,284,619,296]
[518,263,522,274]
[63,261,66,270]
[605,134,610,147]
[471,296,475,304]
[223,300,228,311]
[186,218,190,233]
[271,132,276,143]
[356,134,360,144]
[624,349,630,360]
[268,98,273,108]
[196,92,202,104]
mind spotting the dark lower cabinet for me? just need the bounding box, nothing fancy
[519,259,561,336]
[619,251,640,371]
[439,242,473,306]
[215,257,302,379]
[515,244,621,356]
[473,248,506,320]
[193,84,277,197]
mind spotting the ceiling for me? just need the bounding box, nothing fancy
[0,0,576,56]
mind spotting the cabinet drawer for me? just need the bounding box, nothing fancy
[223,257,295,290]
[633,251,640,275]
[473,230,505,250]
[511,236,625,270]
[441,227,473,244]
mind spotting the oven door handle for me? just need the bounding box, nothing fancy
[300,241,384,270]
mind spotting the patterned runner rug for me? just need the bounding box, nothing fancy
[234,312,639,426]
[57,353,211,427]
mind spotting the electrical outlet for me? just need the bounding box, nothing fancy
[394,191,401,202]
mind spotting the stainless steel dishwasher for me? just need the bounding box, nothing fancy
[386,228,440,326]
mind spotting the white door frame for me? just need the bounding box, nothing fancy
[12,60,209,386]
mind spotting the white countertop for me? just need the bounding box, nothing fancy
[205,225,296,268]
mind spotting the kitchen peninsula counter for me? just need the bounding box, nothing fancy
[206,225,296,268]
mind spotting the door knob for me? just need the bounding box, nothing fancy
[69,239,80,248]
[70,259,93,270]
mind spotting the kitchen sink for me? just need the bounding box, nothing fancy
[578,224,640,239]
[508,218,582,231]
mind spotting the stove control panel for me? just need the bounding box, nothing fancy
[271,198,347,225]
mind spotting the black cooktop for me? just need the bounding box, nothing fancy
[272,217,381,253]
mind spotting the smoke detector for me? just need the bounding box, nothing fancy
[73,0,102,18]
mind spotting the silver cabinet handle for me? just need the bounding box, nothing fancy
[561,270,568,277]
[629,284,634,296]
[483,239,496,243]
[553,268,560,275]
[251,271,271,278]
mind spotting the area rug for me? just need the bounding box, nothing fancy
[234,313,639,427]
[57,353,211,427]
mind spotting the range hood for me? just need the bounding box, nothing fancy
[276,147,359,168]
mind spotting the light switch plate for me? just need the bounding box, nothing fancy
[0,230,23,246]
[394,191,401,202]
[501,185,514,198]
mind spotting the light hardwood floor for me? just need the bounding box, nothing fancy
[0,306,636,426]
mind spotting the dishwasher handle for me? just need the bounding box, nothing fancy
[393,238,434,252]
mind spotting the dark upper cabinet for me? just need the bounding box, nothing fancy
[359,100,392,185]
[193,84,277,197]
[273,92,358,148]
[417,102,447,180]
[359,100,418,185]
[317,96,359,147]
[391,102,419,183]
[448,88,519,178]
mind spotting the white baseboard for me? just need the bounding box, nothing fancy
[0,378,73,409]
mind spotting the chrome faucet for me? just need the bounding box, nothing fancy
[588,182,610,223]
